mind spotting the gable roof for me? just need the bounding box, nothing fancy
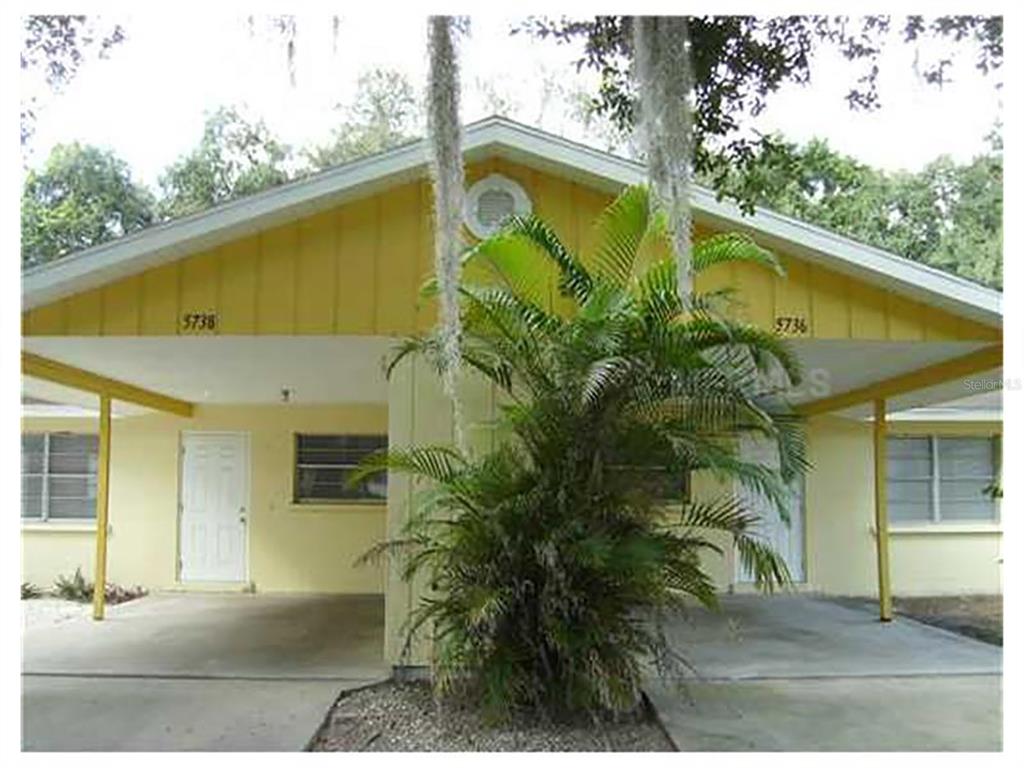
[21,116,1001,327]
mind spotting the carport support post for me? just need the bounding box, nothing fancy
[873,398,893,622]
[92,394,112,621]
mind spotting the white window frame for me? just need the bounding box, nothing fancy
[293,433,387,505]
[22,432,99,523]
[888,434,1000,525]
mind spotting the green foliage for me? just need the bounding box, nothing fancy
[53,568,148,605]
[21,15,125,144]
[22,582,45,600]
[702,134,1003,288]
[53,568,93,602]
[360,185,807,719]
[522,15,1002,212]
[22,70,419,266]
[305,68,421,170]
[982,482,1002,500]
[158,107,292,219]
[21,16,125,89]
[21,142,155,268]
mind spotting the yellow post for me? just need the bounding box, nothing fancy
[873,398,893,622]
[92,394,112,620]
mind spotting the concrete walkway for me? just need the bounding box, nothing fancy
[22,593,388,751]
[647,595,1001,751]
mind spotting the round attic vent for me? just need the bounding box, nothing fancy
[464,174,531,238]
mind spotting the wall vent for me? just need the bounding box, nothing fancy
[463,174,531,238]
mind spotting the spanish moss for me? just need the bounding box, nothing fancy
[633,16,695,300]
[426,15,467,451]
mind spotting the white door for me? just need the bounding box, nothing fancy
[735,434,805,583]
[180,433,248,583]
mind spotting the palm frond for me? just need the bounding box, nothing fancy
[348,445,467,487]
[499,214,593,301]
[580,356,635,409]
[691,232,784,276]
[735,534,791,591]
[460,228,555,309]
[587,185,655,287]
[677,495,761,534]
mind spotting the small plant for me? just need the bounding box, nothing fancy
[21,582,44,600]
[54,568,93,602]
[52,568,148,605]
[105,583,148,605]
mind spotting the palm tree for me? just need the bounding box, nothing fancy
[356,184,808,719]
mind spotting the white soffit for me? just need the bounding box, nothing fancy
[22,117,1001,329]
[21,379,143,417]
[888,389,1002,420]
[787,339,1001,419]
[21,336,998,419]
[841,369,1004,421]
[21,336,395,406]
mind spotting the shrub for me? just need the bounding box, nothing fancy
[54,568,92,602]
[53,568,148,605]
[359,185,807,720]
[105,583,148,605]
[21,582,44,599]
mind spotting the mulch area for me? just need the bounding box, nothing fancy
[893,594,1002,646]
[310,680,675,752]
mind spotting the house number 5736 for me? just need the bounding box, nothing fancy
[773,315,809,336]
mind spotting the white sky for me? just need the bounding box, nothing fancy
[22,13,1003,188]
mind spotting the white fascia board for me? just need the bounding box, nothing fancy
[22,117,1001,329]
[21,138,435,310]
[21,118,517,310]
[690,191,1001,327]
[886,408,1003,422]
[22,404,101,418]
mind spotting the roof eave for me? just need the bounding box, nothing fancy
[21,117,1002,329]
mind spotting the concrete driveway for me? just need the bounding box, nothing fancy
[647,595,1001,751]
[22,593,388,751]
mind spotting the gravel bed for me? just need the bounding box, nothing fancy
[893,594,1002,646]
[21,598,92,630]
[311,680,674,752]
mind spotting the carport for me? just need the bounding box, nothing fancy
[648,595,1002,751]
[22,592,387,751]
[793,343,1002,621]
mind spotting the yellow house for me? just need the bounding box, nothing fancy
[21,118,1002,666]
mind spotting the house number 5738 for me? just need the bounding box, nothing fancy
[181,312,218,333]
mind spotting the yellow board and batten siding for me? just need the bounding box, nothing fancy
[23,160,998,343]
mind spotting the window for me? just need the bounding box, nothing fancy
[607,463,691,503]
[22,433,99,521]
[636,467,691,503]
[887,435,999,524]
[294,434,387,503]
